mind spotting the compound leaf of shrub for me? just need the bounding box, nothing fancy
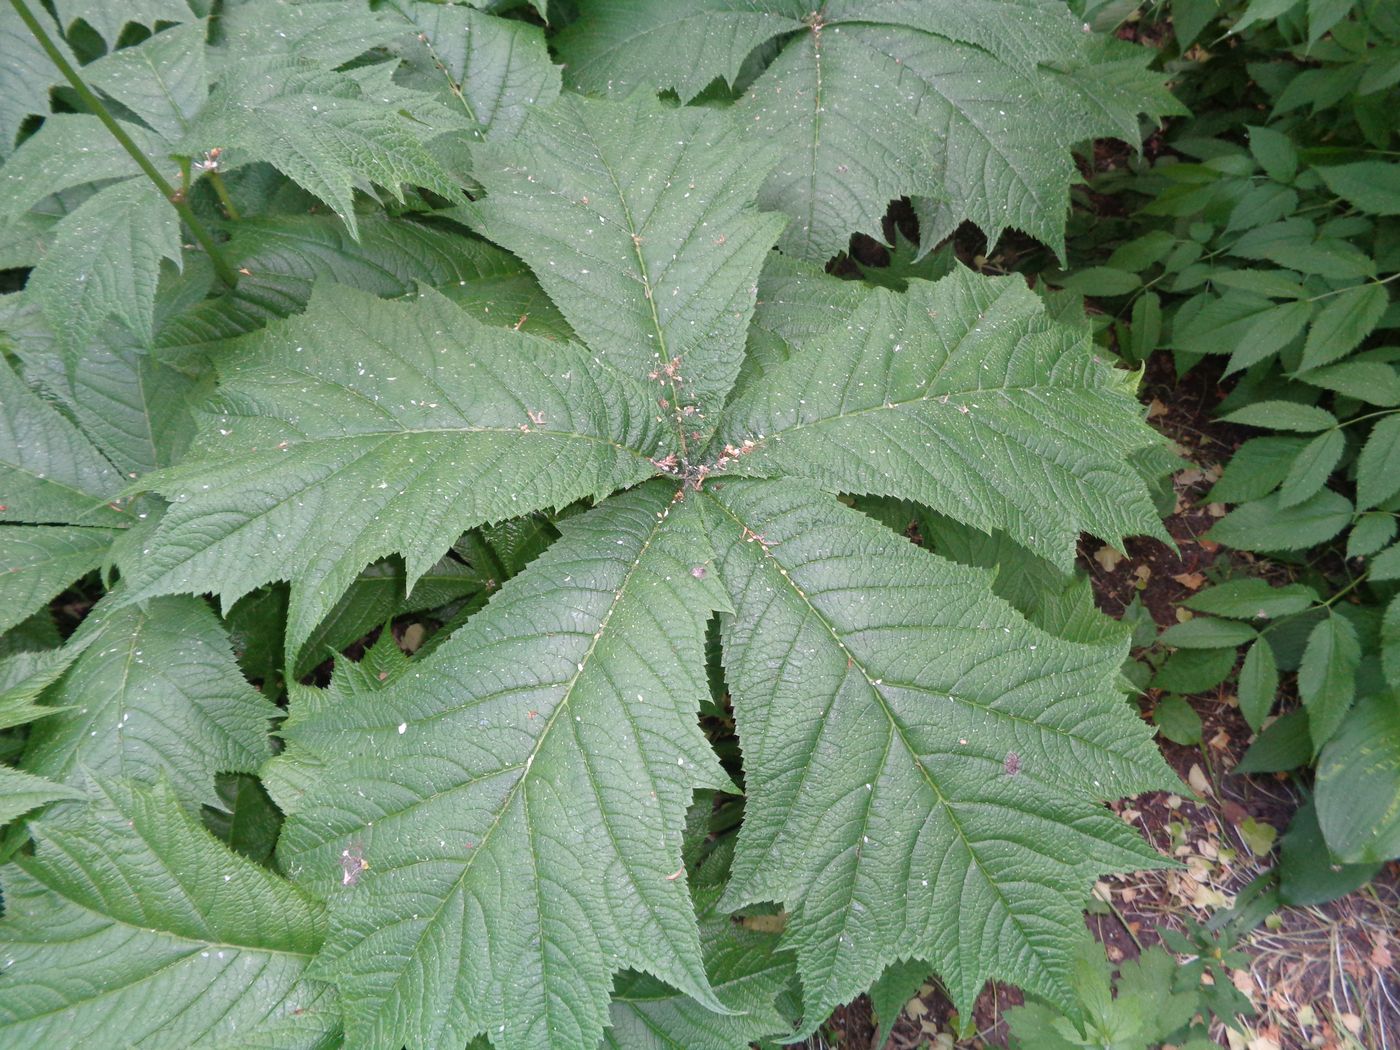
[1207,491,1352,551]
[1299,282,1389,371]
[22,595,277,806]
[717,269,1168,569]
[118,284,667,660]
[391,0,562,142]
[467,94,787,431]
[0,524,117,636]
[698,477,1172,1022]
[27,178,183,351]
[1316,161,1400,216]
[277,483,731,1050]
[1358,414,1400,510]
[0,357,127,526]
[0,777,337,1050]
[1315,693,1400,864]
[1298,615,1360,752]
[1277,428,1344,508]
[1238,640,1279,732]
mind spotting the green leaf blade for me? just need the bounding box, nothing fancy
[119,285,668,658]
[717,269,1167,569]
[0,777,335,1050]
[468,94,787,430]
[278,483,730,1050]
[699,477,1172,1022]
[22,595,278,805]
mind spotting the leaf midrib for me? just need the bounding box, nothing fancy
[704,489,1059,991]
[351,491,680,1032]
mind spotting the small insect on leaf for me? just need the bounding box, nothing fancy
[1004,752,1022,777]
[341,844,370,886]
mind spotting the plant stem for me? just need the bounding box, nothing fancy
[9,0,240,289]
[207,170,241,220]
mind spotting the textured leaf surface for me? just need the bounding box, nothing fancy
[604,883,799,1050]
[0,525,116,635]
[392,0,561,141]
[0,765,83,826]
[1315,693,1400,864]
[27,178,183,351]
[216,0,398,67]
[0,4,68,158]
[120,284,666,657]
[23,595,277,805]
[0,357,127,526]
[557,0,806,103]
[0,117,154,225]
[718,269,1167,569]
[468,94,786,434]
[697,478,1171,1020]
[84,21,210,141]
[20,332,197,478]
[277,483,729,1050]
[52,0,193,44]
[0,646,84,731]
[607,0,1176,261]
[177,60,464,238]
[158,213,569,355]
[0,777,335,1050]
[697,484,1170,1030]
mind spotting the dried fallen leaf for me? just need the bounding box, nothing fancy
[1188,763,1213,798]
[1173,571,1207,590]
[1147,398,1169,419]
[1093,545,1125,572]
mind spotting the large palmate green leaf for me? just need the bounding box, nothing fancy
[0,765,83,826]
[0,524,117,635]
[0,3,68,159]
[556,0,1178,260]
[466,93,787,434]
[22,595,278,805]
[25,178,183,350]
[390,0,562,141]
[18,330,197,479]
[0,357,128,526]
[696,478,1172,1019]
[603,872,800,1050]
[51,0,194,45]
[84,21,210,141]
[155,213,570,357]
[118,282,668,662]
[0,777,338,1049]
[277,483,731,1050]
[717,268,1169,568]
[176,60,465,240]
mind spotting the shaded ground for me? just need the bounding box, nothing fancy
[808,351,1400,1050]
